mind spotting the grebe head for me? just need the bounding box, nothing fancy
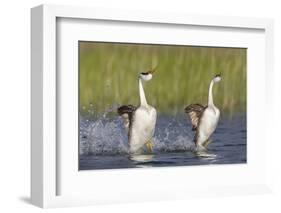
[139,67,157,81]
[213,74,222,83]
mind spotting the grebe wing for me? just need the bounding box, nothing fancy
[185,103,206,131]
[117,105,137,133]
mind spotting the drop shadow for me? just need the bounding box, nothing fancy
[18,196,31,205]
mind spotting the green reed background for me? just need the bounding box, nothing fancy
[79,42,246,116]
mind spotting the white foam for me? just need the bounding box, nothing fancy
[80,111,195,155]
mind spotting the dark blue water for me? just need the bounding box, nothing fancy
[79,113,246,170]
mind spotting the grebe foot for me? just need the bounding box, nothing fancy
[145,140,153,153]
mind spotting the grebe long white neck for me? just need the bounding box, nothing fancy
[139,78,148,107]
[208,79,215,107]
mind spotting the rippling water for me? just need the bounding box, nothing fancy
[79,112,246,170]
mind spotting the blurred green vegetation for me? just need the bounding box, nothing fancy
[79,42,246,116]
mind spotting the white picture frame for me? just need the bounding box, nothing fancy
[31,4,274,208]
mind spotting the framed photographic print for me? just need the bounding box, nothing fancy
[31,4,274,208]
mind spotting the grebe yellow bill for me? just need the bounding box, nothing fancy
[118,68,157,155]
[185,74,222,151]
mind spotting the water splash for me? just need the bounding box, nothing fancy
[80,108,195,156]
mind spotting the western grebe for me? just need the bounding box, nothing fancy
[118,68,157,154]
[185,74,222,151]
